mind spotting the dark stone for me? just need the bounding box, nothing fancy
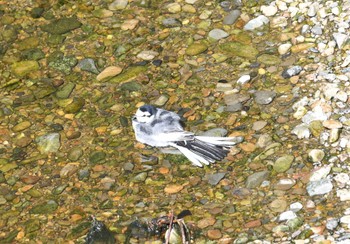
[30,7,44,18]
[85,217,115,244]
[152,59,162,66]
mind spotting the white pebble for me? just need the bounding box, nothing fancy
[290,202,303,212]
[334,173,350,187]
[261,5,278,16]
[278,210,297,221]
[236,75,251,84]
[278,43,292,55]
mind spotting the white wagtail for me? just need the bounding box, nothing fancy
[132,104,243,167]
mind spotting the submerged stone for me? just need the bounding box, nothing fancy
[185,42,208,56]
[41,17,82,34]
[109,66,147,83]
[36,133,61,154]
[11,60,39,77]
[219,42,258,59]
[30,200,58,214]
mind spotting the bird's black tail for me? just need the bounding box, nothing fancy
[169,136,243,167]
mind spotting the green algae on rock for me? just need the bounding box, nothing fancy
[218,42,258,59]
[185,42,208,56]
[35,133,61,154]
[64,97,85,114]
[108,66,147,83]
[257,54,282,65]
[30,200,58,214]
[11,60,39,77]
[273,155,294,173]
[41,17,82,34]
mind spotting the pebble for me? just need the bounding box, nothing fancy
[207,229,222,240]
[302,106,329,125]
[12,121,31,132]
[11,60,39,77]
[35,133,61,154]
[308,149,325,163]
[333,33,349,49]
[185,42,208,56]
[261,5,278,16]
[167,3,181,13]
[273,155,294,173]
[274,178,296,190]
[269,199,288,213]
[336,189,350,201]
[41,17,82,34]
[244,15,269,31]
[311,25,323,35]
[278,210,297,222]
[322,120,342,129]
[96,66,123,81]
[254,91,276,105]
[306,178,333,196]
[60,163,79,178]
[121,19,139,30]
[278,43,292,55]
[182,4,196,13]
[206,172,226,186]
[326,218,339,230]
[223,10,241,25]
[198,217,216,229]
[245,171,269,188]
[292,124,310,139]
[78,58,99,74]
[108,0,128,10]
[309,165,331,181]
[290,202,303,212]
[334,173,350,187]
[252,121,267,131]
[153,95,169,106]
[137,50,159,60]
[236,74,250,84]
[164,184,183,194]
[208,29,229,40]
[282,66,303,79]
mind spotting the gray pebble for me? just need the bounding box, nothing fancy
[254,90,276,105]
[282,66,303,79]
[245,171,269,188]
[306,178,333,196]
[206,172,226,186]
[223,10,241,25]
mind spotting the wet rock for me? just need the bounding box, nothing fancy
[278,43,292,55]
[323,120,342,129]
[254,90,276,105]
[108,0,128,10]
[109,66,147,83]
[198,217,216,229]
[17,37,40,51]
[199,128,228,137]
[257,54,281,65]
[85,217,115,244]
[30,200,58,214]
[274,178,296,190]
[11,60,39,77]
[30,7,44,18]
[286,217,303,231]
[292,124,310,139]
[334,173,349,187]
[333,33,349,49]
[225,103,243,112]
[223,10,241,25]
[22,48,45,60]
[261,5,278,16]
[208,29,229,40]
[89,151,106,164]
[337,189,350,201]
[153,94,169,106]
[282,66,303,79]
[252,121,267,131]
[219,42,258,59]
[67,147,84,161]
[290,202,303,212]
[236,75,250,84]
[137,50,159,60]
[12,121,31,132]
[120,81,143,91]
[101,177,115,190]
[244,15,269,31]
[302,106,329,125]
[25,219,41,233]
[121,19,139,30]
[48,54,78,74]
[20,175,40,184]
[123,162,134,171]
[306,178,333,196]
[326,218,339,230]
[216,82,233,91]
[56,82,75,99]
[77,58,99,74]
[162,18,182,27]
[207,229,222,240]
[273,155,294,173]
[245,171,269,188]
[52,184,68,195]
[36,133,60,154]
[167,3,181,13]
[97,66,123,82]
[60,163,79,178]
[308,149,325,163]
[311,25,323,35]
[164,184,183,194]
[224,93,250,106]
[182,4,196,13]
[206,172,226,186]
[269,199,288,213]
[278,211,297,222]
[185,42,208,56]
[41,17,82,34]
[64,97,85,114]
[78,169,90,180]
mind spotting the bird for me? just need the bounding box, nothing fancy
[131,104,243,167]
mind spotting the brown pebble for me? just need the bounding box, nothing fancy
[244,219,262,228]
[197,217,216,229]
[322,120,342,129]
[164,184,183,194]
[239,142,256,152]
[207,229,222,240]
[20,175,40,184]
[52,79,64,87]
[66,131,81,139]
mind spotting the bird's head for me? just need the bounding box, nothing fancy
[132,104,157,123]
